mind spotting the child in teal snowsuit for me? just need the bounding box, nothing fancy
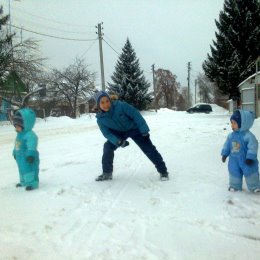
[221,109,260,193]
[13,108,39,191]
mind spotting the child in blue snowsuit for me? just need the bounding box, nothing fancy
[94,91,169,181]
[13,108,40,191]
[221,109,260,192]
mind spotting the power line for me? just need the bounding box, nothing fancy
[191,67,202,75]
[190,73,197,79]
[11,6,94,28]
[80,38,98,58]
[103,38,120,56]
[103,35,120,50]
[11,24,97,41]
[143,68,152,74]
[103,37,151,76]
[13,16,95,35]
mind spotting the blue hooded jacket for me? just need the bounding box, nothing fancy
[13,108,39,188]
[221,109,259,176]
[96,100,150,146]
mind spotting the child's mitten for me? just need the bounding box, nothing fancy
[26,156,34,164]
[245,159,254,165]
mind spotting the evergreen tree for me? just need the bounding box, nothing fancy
[108,38,152,110]
[0,6,13,82]
[203,0,260,99]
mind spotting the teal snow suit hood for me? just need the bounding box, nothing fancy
[15,108,36,132]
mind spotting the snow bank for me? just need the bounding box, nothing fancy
[1,109,260,260]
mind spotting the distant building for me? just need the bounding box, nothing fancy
[227,99,238,114]
[0,97,11,121]
[238,71,260,118]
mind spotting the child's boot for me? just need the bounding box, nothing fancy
[228,186,240,192]
[95,173,112,181]
[160,172,169,181]
[25,186,34,191]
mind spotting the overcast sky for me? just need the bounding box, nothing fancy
[2,0,224,92]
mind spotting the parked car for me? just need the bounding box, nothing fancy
[186,104,212,114]
[50,108,64,117]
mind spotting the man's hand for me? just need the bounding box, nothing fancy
[142,133,150,139]
[119,140,129,148]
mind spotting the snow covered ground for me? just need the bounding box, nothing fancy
[1,106,260,260]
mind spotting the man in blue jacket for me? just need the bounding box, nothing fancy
[221,109,260,192]
[94,91,169,181]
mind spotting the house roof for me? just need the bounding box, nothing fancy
[238,71,260,88]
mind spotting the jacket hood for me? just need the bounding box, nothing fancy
[16,108,36,132]
[238,109,255,131]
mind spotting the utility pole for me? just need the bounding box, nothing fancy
[187,62,191,107]
[256,56,260,118]
[151,64,157,112]
[8,0,15,92]
[8,0,11,35]
[20,26,23,43]
[195,79,197,104]
[96,23,105,91]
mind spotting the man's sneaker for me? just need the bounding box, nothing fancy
[160,172,169,181]
[253,188,260,193]
[25,186,34,191]
[16,183,22,188]
[95,173,112,181]
[228,187,239,192]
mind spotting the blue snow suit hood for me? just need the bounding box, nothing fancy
[221,109,258,177]
[96,100,150,146]
[237,109,254,132]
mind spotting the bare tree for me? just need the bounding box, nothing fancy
[176,87,189,111]
[49,58,96,118]
[197,73,214,103]
[155,68,180,109]
[0,37,46,107]
[11,39,45,80]
[1,6,46,105]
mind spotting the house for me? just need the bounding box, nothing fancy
[238,71,260,118]
[0,97,10,121]
[227,99,238,114]
[0,71,28,121]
